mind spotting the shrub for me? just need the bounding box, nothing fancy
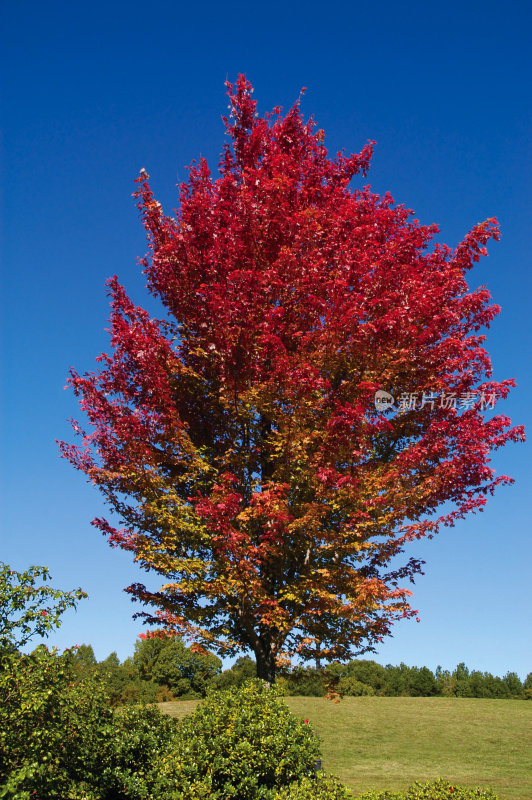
[357,777,499,799]
[0,646,178,800]
[0,646,116,798]
[111,703,179,797]
[148,679,321,799]
[275,773,353,798]
[156,683,176,702]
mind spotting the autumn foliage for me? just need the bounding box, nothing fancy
[60,76,523,682]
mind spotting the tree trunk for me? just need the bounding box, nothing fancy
[254,639,276,684]
[315,640,322,671]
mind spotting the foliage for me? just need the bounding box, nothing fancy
[133,631,169,679]
[275,773,353,799]
[77,639,525,704]
[94,650,159,706]
[0,646,113,798]
[0,562,86,652]
[279,659,525,699]
[356,778,498,799]
[134,630,222,697]
[39,631,223,708]
[108,703,179,797]
[281,665,327,696]
[0,644,178,799]
[148,680,321,799]
[337,676,375,696]
[434,663,523,699]
[346,660,388,693]
[500,671,522,696]
[61,75,524,682]
[211,655,257,690]
[70,642,98,675]
[382,664,438,697]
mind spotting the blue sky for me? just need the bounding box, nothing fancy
[2,0,531,678]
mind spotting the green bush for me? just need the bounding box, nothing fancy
[0,646,178,799]
[110,703,180,798]
[275,773,353,798]
[0,646,116,798]
[148,679,321,799]
[356,777,499,799]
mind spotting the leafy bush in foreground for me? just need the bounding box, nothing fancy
[0,646,113,798]
[275,773,353,798]
[148,679,321,799]
[0,646,177,799]
[357,777,499,799]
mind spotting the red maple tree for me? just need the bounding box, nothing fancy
[60,76,524,682]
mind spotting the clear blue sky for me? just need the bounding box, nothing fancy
[1,0,531,678]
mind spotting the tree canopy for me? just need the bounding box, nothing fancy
[61,76,523,681]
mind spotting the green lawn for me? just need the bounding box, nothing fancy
[159,696,532,799]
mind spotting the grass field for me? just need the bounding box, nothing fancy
[159,696,532,800]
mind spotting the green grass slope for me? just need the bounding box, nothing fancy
[159,695,531,800]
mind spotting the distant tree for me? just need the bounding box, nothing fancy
[96,651,128,705]
[382,662,414,696]
[502,671,523,697]
[337,676,375,696]
[346,659,387,693]
[435,665,454,696]
[150,639,221,697]
[69,643,98,678]
[484,673,512,698]
[453,662,470,682]
[133,634,168,681]
[281,665,326,697]
[61,75,524,682]
[452,662,472,697]
[408,666,438,697]
[100,651,121,671]
[212,655,257,690]
[468,670,492,698]
[134,631,221,697]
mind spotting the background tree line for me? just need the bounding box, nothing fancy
[276,660,532,700]
[65,634,532,705]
